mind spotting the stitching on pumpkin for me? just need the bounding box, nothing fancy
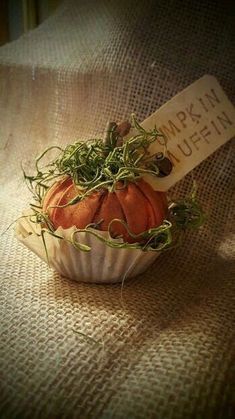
[90,189,107,226]
[113,183,128,225]
[133,181,156,228]
[51,181,75,225]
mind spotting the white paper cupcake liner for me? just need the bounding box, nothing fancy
[15,210,160,284]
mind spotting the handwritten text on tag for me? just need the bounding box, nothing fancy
[136,75,235,191]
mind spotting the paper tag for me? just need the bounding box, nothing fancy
[136,75,235,191]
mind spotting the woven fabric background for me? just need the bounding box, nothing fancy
[0,0,234,417]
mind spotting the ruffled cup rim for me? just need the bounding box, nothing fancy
[15,210,160,283]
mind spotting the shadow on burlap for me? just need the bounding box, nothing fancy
[0,1,234,418]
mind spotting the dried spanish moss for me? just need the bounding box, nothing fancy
[23,115,165,206]
[21,115,205,253]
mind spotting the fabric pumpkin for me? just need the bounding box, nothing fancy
[42,177,168,243]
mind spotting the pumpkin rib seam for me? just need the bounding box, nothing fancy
[137,181,167,226]
[114,189,128,224]
[135,185,156,227]
[90,190,107,225]
[51,182,76,224]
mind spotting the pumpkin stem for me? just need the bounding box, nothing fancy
[104,120,131,152]
[104,121,118,151]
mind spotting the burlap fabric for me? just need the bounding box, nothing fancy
[0,0,234,417]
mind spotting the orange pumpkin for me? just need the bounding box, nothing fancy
[42,177,168,243]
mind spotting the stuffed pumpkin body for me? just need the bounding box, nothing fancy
[42,177,168,243]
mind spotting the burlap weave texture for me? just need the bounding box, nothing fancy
[0,0,234,418]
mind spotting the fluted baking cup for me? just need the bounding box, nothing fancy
[15,210,160,283]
